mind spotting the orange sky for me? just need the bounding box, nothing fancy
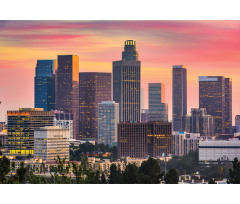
[0,20,239,124]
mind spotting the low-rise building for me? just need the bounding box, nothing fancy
[199,137,240,162]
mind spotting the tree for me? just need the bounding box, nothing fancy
[208,178,216,184]
[101,173,107,184]
[139,157,161,184]
[0,156,10,183]
[15,162,27,184]
[228,157,240,184]
[164,168,179,184]
[122,163,139,184]
[108,164,122,184]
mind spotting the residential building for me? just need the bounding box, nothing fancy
[7,108,54,157]
[34,59,56,111]
[172,132,201,156]
[98,101,119,146]
[55,55,79,139]
[117,121,172,159]
[34,126,70,161]
[172,65,187,131]
[113,40,141,122]
[79,72,112,140]
[148,83,168,122]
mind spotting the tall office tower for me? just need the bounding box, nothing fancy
[113,40,141,122]
[98,101,119,146]
[141,88,145,110]
[224,78,232,134]
[185,108,214,136]
[172,65,187,132]
[236,115,240,126]
[34,60,56,111]
[79,72,112,140]
[7,108,54,157]
[34,126,70,161]
[148,83,168,122]
[199,76,225,136]
[117,121,171,159]
[55,55,79,139]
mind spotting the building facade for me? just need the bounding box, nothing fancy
[172,132,200,156]
[148,83,168,122]
[141,109,149,123]
[172,65,187,132]
[185,108,214,136]
[117,121,172,159]
[199,138,240,162]
[79,72,112,140]
[235,115,240,126]
[224,78,232,134]
[98,101,119,146]
[113,40,141,122]
[199,76,232,136]
[54,111,73,140]
[34,59,56,111]
[7,108,54,157]
[34,126,70,161]
[55,55,79,139]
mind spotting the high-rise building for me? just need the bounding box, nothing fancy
[7,108,54,157]
[141,88,145,110]
[199,76,231,136]
[117,121,172,159]
[185,108,214,136]
[148,83,168,122]
[55,55,79,139]
[172,65,187,132]
[79,72,112,140]
[34,126,70,161]
[98,101,119,146]
[224,78,232,134]
[235,115,240,126]
[113,40,141,122]
[34,60,56,111]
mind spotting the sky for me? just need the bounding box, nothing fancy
[0,20,239,123]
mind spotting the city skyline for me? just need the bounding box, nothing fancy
[0,21,240,123]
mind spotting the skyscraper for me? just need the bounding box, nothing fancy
[79,72,112,140]
[185,108,214,136]
[7,108,54,157]
[224,78,232,134]
[148,83,168,122]
[34,60,56,111]
[172,65,187,131]
[98,101,119,146]
[199,76,225,136]
[113,40,141,122]
[235,115,240,126]
[55,55,79,139]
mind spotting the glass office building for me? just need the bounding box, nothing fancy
[79,72,112,140]
[34,60,56,111]
[113,40,141,122]
[55,55,79,139]
[172,65,187,131]
[7,108,54,157]
[148,83,168,122]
